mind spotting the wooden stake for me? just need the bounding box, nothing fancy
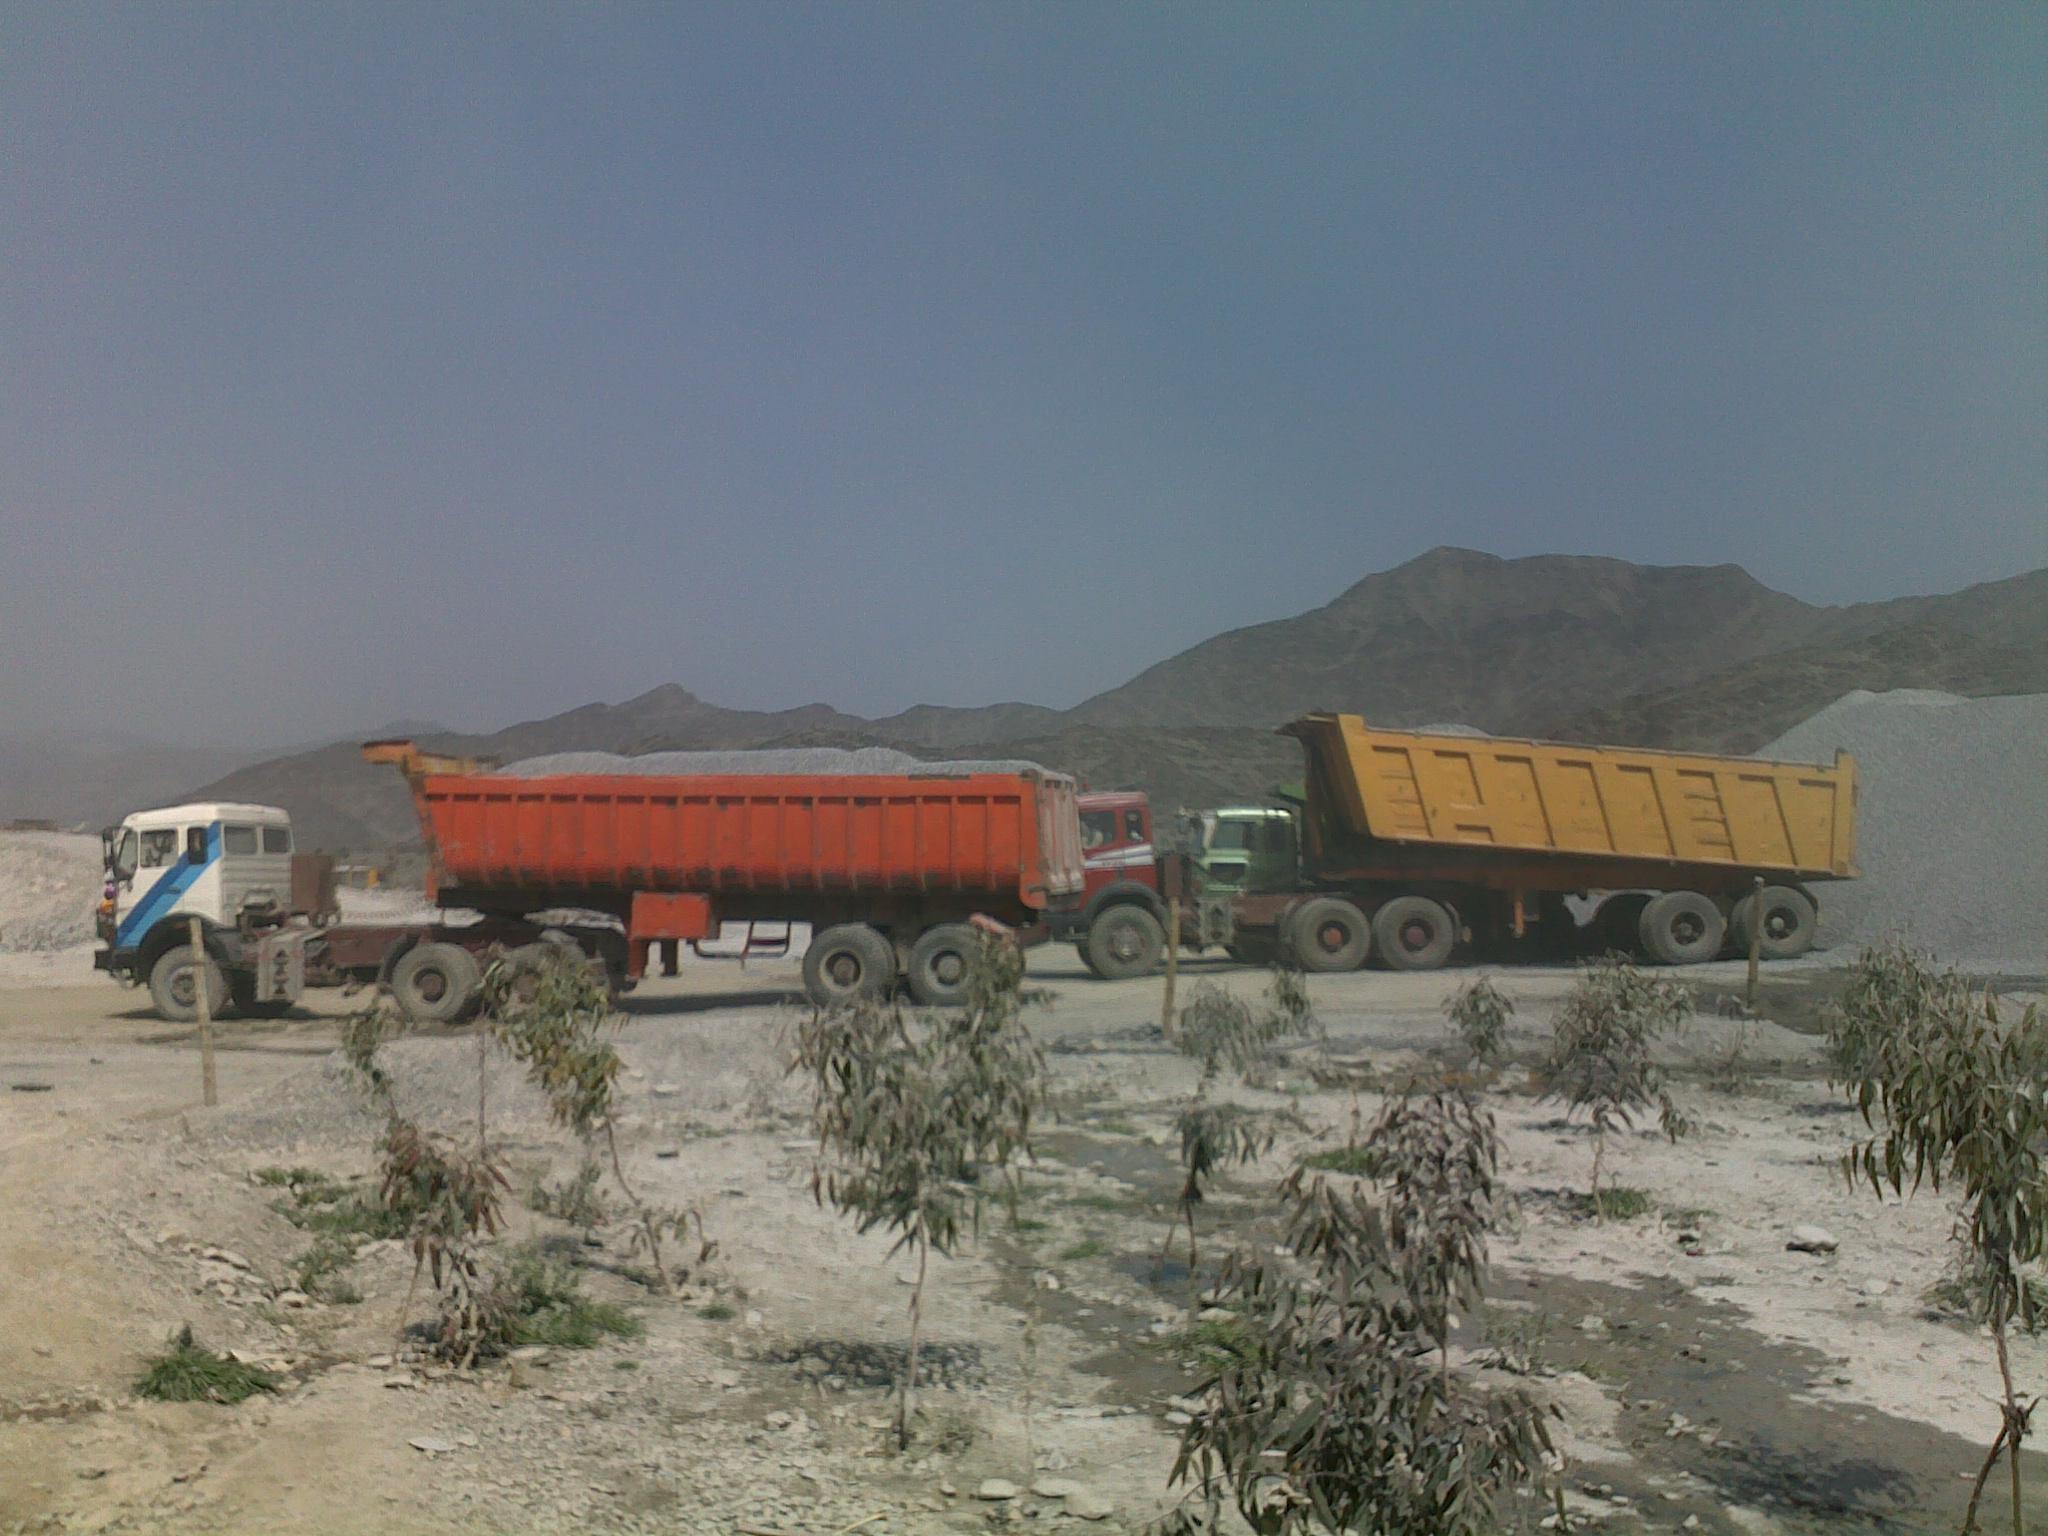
[1745,875,1764,1012]
[190,915,218,1107]
[1161,897,1181,1042]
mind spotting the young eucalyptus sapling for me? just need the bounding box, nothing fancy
[1170,1085,1561,1536]
[1163,980,1311,1279]
[791,931,1047,1449]
[1831,943,2048,1535]
[1445,974,1515,1069]
[481,946,711,1293]
[1542,956,1691,1215]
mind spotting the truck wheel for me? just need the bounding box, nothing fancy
[1372,896,1456,971]
[1729,885,1817,960]
[148,944,227,1024]
[1085,906,1165,980]
[1288,897,1371,973]
[1074,942,1104,979]
[803,924,896,1008]
[392,942,483,1023]
[905,924,978,1007]
[1638,891,1725,966]
[1592,894,1651,957]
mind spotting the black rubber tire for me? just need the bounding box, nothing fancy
[802,923,896,1007]
[1638,890,1726,966]
[1085,906,1165,980]
[1372,896,1458,971]
[1075,942,1104,979]
[1591,894,1651,957]
[148,944,227,1024]
[905,924,978,1007]
[1288,897,1372,973]
[391,942,482,1023]
[1729,884,1818,960]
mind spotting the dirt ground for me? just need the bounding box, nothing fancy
[2,947,2045,1535]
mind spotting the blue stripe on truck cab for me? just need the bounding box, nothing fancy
[115,823,221,950]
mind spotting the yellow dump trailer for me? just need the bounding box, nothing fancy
[1290,713,1858,878]
[1235,714,1858,972]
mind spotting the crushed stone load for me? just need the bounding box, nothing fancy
[0,831,102,953]
[494,746,1052,778]
[1759,690,2048,969]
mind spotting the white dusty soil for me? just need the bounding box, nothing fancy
[1,949,2045,1535]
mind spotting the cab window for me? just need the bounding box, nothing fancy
[113,830,139,880]
[1123,809,1146,844]
[140,829,180,868]
[263,826,292,854]
[223,825,259,856]
[1080,810,1116,850]
[1209,821,1254,852]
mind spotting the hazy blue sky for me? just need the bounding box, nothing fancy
[4,4,2043,746]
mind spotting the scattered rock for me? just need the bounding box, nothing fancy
[201,1248,253,1272]
[1031,1477,1081,1499]
[975,1479,1021,1501]
[1067,1491,1113,1521]
[1787,1225,1839,1254]
[408,1436,457,1455]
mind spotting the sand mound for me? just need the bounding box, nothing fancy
[1760,691,2048,968]
[0,832,101,953]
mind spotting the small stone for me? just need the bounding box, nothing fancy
[1164,1411,1192,1427]
[1787,1225,1839,1254]
[202,1248,253,1272]
[408,1436,457,1454]
[275,1290,311,1309]
[1067,1492,1113,1521]
[655,1147,681,1159]
[744,1309,764,1328]
[1862,1278,1890,1297]
[939,1480,958,1497]
[1576,1314,1607,1336]
[975,1479,1021,1501]
[366,1354,393,1368]
[1031,1477,1081,1499]
[1196,1306,1234,1323]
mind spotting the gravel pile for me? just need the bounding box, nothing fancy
[0,831,101,953]
[495,747,1051,778]
[1759,690,2048,968]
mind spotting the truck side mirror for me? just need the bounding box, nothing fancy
[186,827,209,864]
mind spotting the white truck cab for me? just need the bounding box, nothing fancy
[97,802,308,1021]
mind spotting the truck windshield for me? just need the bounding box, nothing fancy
[110,830,137,881]
[1209,821,1257,851]
[1080,810,1117,850]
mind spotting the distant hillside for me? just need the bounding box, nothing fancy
[179,550,2048,850]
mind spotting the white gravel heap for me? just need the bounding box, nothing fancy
[0,831,102,953]
[1759,690,2048,969]
[494,746,1051,778]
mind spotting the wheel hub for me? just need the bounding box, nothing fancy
[826,953,860,987]
[1318,922,1346,953]
[1673,915,1704,945]
[1400,920,1431,952]
[932,953,965,985]
[419,971,447,1002]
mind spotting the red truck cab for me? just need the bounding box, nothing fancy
[1044,791,1181,977]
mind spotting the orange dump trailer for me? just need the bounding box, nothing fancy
[1226,714,1858,972]
[360,742,1084,1013]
